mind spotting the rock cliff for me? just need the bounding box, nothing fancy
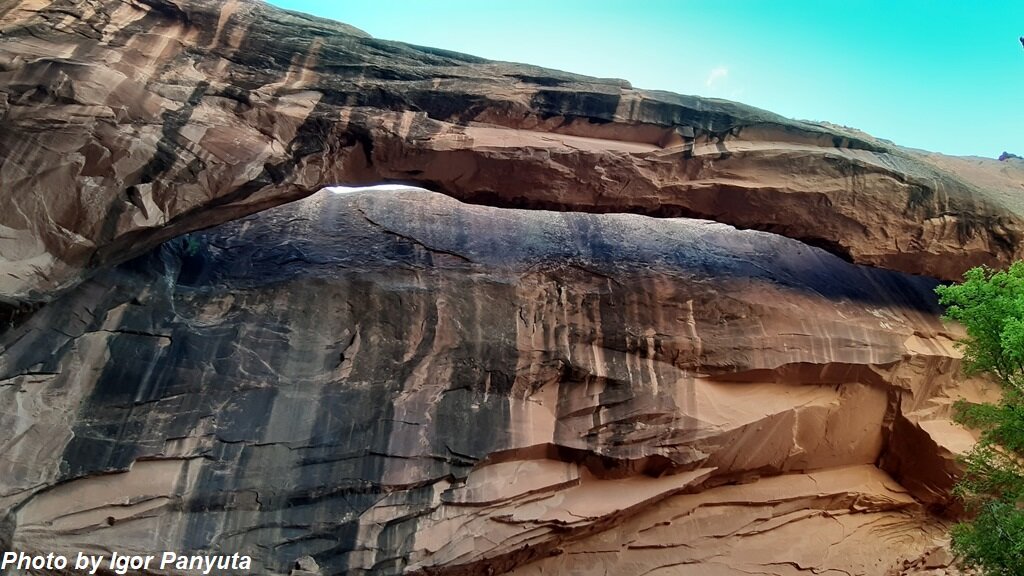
[0,188,994,574]
[1,0,1022,574]
[2,0,1024,309]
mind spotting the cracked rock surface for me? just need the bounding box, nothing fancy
[2,0,1024,309]
[0,188,993,575]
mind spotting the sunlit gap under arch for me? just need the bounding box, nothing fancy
[326,184,430,194]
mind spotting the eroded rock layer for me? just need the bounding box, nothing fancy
[0,189,990,575]
[2,0,1024,306]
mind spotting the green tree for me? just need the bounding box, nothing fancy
[936,261,1024,575]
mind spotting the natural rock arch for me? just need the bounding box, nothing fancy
[1,0,1022,306]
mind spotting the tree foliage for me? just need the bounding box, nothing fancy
[936,262,1024,575]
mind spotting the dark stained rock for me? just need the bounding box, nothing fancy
[0,188,992,575]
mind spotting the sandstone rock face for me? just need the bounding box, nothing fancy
[1,0,1018,573]
[2,0,1024,309]
[0,188,991,575]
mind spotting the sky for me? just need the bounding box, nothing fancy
[267,1,1023,158]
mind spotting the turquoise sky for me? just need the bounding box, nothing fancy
[268,1,1023,158]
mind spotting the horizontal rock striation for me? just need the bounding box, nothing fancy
[0,189,991,575]
[511,466,952,576]
[2,0,1024,307]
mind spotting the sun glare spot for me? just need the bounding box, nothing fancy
[326,184,428,194]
